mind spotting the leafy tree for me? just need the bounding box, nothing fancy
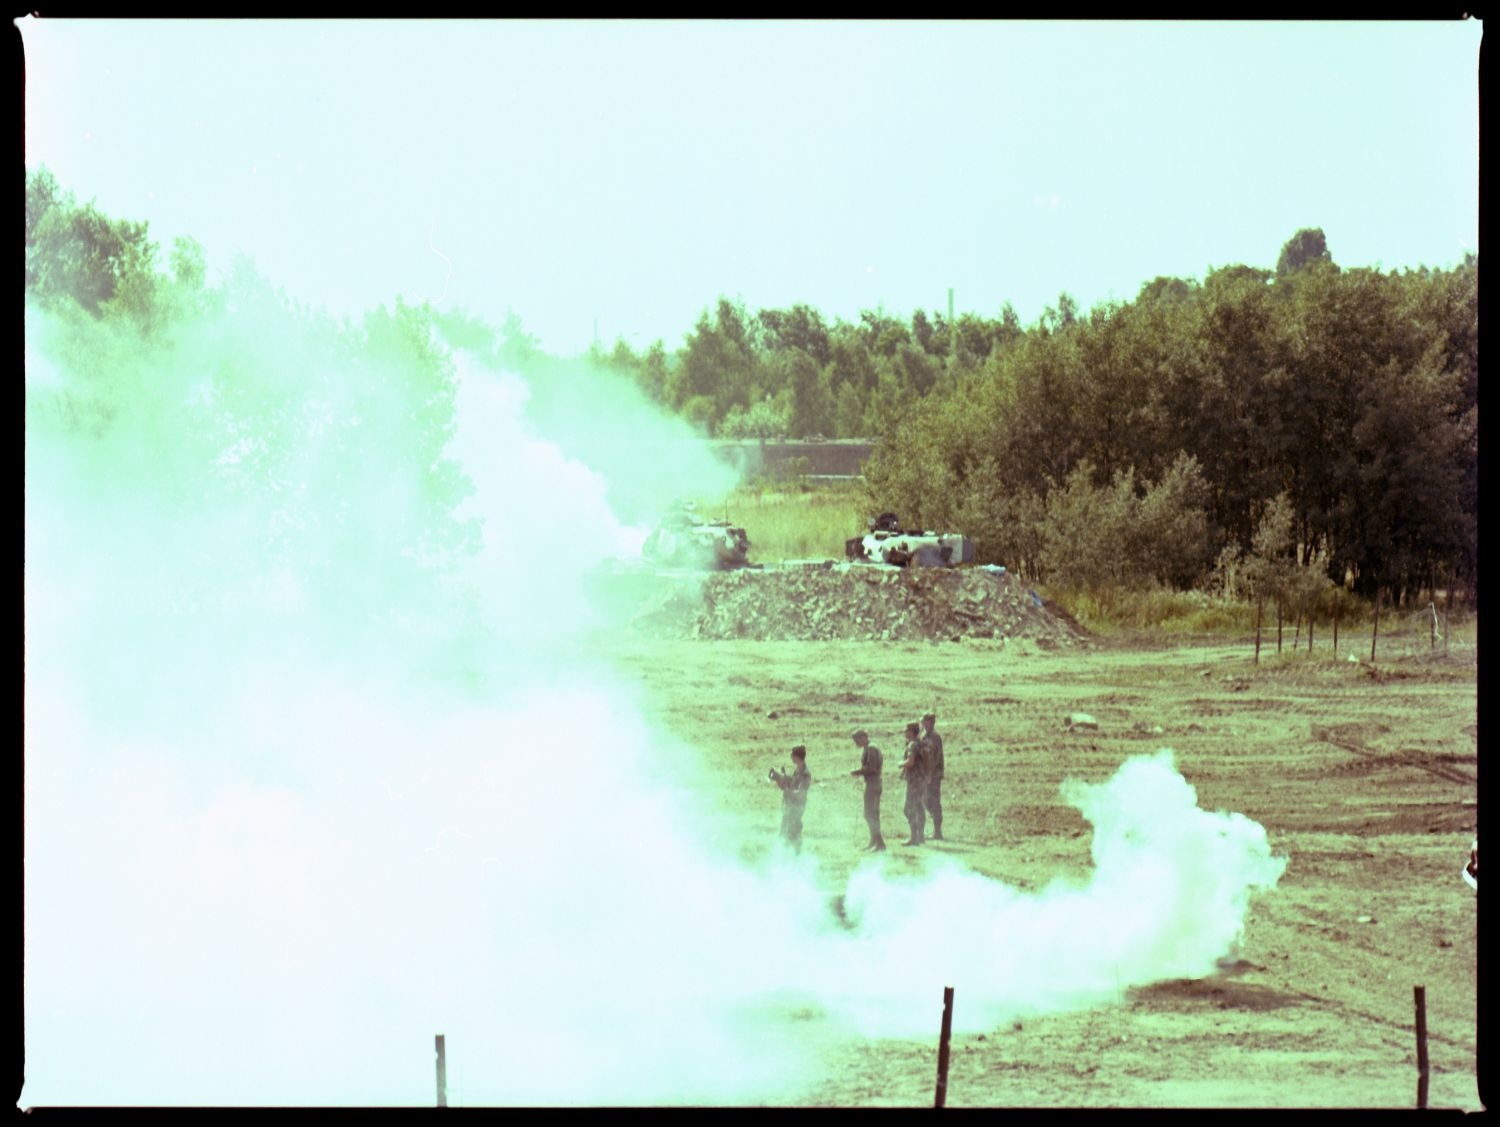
[1036,460,1136,599]
[1037,291,1080,334]
[1035,456,1213,596]
[26,167,158,320]
[827,325,878,394]
[1185,264,1281,551]
[1138,275,1197,305]
[719,395,790,440]
[169,236,207,291]
[757,304,832,367]
[997,328,1089,493]
[996,302,1025,349]
[952,313,998,367]
[953,455,1045,580]
[1240,492,1298,615]
[783,348,834,438]
[859,309,912,358]
[1276,227,1336,277]
[891,341,941,399]
[675,298,758,423]
[911,309,941,356]
[832,378,867,439]
[1125,453,1213,587]
[637,341,673,406]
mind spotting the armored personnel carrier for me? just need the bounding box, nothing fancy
[643,502,753,570]
[845,512,974,568]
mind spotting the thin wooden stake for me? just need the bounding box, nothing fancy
[436,1033,448,1109]
[1414,987,1429,1109]
[934,986,955,1108]
[1371,589,1382,663]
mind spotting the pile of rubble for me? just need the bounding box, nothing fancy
[626,562,1089,645]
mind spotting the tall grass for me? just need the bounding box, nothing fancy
[693,480,868,564]
[1047,583,1478,660]
[1043,587,1257,636]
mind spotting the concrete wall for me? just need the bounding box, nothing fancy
[709,439,872,479]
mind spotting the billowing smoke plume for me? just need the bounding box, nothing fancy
[811,750,1287,1038]
[24,285,1285,1107]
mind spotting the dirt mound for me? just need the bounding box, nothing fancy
[628,562,1090,644]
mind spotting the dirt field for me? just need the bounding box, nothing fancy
[600,629,1481,1109]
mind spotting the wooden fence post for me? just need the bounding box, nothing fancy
[1414,986,1429,1109]
[436,1033,448,1108]
[1371,590,1382,663]
[934,986,955,1108]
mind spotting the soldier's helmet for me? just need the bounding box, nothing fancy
[923,712,936,724]
[791,745,807,760]
[905,722,920,737]
[851,729,868,743]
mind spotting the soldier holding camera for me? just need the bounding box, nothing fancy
[769,745,812,854]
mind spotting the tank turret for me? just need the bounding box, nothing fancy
[643,501,753,570]
[845,513,974,568]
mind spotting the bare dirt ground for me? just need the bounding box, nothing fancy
[600,630,1481,1109]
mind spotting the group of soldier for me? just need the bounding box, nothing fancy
[853,712,944,849]
[770,712,946,854]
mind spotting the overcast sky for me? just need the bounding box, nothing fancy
[20,18,1481,355]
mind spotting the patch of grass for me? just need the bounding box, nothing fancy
[1044,587,1258,636]
[1046,584,1478,661]
[696,481,868,564]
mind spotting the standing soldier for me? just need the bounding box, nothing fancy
[770,745,812,854]
[848,729,885,852]
[921,711,945,841]
[900,721,927,846]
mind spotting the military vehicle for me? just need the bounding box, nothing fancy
[845,512,975,568]
[642,501,753,570]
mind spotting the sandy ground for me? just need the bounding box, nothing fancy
[601,632,1481,1109]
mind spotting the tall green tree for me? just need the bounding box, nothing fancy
[783,348,834,438]
[1276,227,1336,277]
[26,166,159,320]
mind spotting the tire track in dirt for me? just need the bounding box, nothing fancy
[1311,728,1477,786]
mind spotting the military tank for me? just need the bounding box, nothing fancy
[845,512,975,568]
[643,501,753,570]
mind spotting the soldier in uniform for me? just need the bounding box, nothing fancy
[770,745,812,854]
[921,711,945,841]
[848,729,885,852]
[900,721,927,846]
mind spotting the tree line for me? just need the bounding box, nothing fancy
[596,229,1476,611]
[26,166,1477,611]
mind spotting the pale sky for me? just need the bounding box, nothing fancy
[20,18,1481,356]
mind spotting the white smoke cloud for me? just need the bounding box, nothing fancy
[800,749,1287,1039]
[23,295,1286,1107]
